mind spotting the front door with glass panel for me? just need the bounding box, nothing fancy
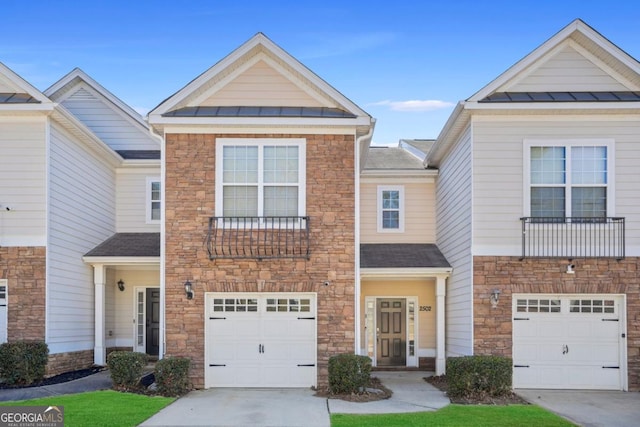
[135,287,160,356]
[376,299,406,366]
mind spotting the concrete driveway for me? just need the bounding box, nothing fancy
[517,389,640,427]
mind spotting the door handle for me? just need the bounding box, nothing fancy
[258,344,264,353]
[562,344,569,355]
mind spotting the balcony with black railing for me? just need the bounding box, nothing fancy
[520,217,625,260]
[206,216,310,260]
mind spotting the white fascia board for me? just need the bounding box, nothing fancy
[360,267,452,278]
[159,125,361,135]
[119,159,161,168]
[45,68,149,131]
[51,106,123,167]
[0,103,55,113]
[82,256,160,266]
[0,62,53,105]
[360,170,437,182]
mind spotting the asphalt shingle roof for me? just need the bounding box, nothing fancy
[116,150,161,160]
[360,244,450,269]
[364,147,426,170]
[84,233,160,257]
[0,93,40,103]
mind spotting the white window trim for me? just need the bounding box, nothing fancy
[146,177,161,224]
[523,139,615,217]
[0,279,7,344]
[215,138,306,218]
[377,185,405,233]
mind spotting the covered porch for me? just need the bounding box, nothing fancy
[83,233,161,365]
[359,244,451,375]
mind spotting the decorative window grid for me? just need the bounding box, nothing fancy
[212,298,258,312]
[569,299,615,313]
[516,298,561,313]
[266,298,311,313]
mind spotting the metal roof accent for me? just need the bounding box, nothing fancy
[84,233,160,257]
[360,244,451,269]
[479,91,640,103]
[162,106,357,118]
[116,150,161,160]
[0,93,41,103]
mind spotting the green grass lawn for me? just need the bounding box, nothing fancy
[0,390,174,427]
[331,404,576,427]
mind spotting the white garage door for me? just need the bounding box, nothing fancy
[513,295,625,390]
[205,293,316,388]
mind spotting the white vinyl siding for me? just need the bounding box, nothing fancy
[61,86,159,151]
[361,182,436,243]
[436,124,473,356]
[116,169,161,232]
[202,60,323,107]
[473,117,640,256]
[0,118,47,245]
[47,120,116,354]
[504,43,629,92]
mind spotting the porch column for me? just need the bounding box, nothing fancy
[435,275,447,375]
[93,264,106,365]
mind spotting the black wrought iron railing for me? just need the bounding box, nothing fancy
[206,216,310,260]
[520,217,625,260]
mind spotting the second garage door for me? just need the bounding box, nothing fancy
[205,293,316,388]
[512,294,626,390]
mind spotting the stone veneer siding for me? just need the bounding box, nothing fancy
[47,350,94,376]
[164,133,356,389]
[474,256,640,391]
[0,247,46,341]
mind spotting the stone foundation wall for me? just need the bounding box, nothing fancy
[47,350,94,377]
[473,256,640,391]
[0,246,46,341]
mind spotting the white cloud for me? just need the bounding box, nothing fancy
[370,99,455,112]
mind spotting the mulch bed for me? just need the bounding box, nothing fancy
[426,375,529,405]
[314,377,393,402]
[0,366,105,389]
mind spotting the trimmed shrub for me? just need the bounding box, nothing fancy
[328,353,372,394]
[0,341,49,385]
[446,355,512,398]
[155,356,191,396]
[107,351,148,390]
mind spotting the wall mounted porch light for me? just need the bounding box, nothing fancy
[117,279,125,292]
[184,280,194,300]
[489,289,501,309]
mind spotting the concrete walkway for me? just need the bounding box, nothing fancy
[517,389,640,427]
[141,371,448,427]
[0,370,113,402]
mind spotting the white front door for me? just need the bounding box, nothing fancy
[205,293,316,388]
[0,280,7,344]
[513,294,626,390]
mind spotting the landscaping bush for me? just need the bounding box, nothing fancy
[446,355,512,398]
[155,356,191,396]
[0,341,49,385]
[107,351,148,390]
[328,353,372,394]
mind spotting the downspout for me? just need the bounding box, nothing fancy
[354,118,376,355]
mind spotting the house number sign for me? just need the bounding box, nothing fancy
[419,306,432,312]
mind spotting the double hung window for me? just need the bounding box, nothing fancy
[377,185,404,232]
[146,177,161,223]
[526,140,612,220]
[216,138,306,218]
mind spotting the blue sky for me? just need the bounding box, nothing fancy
[2,1,639,144]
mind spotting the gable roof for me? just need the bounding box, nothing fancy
[148,33,372,130]
[469,19,640,102]
[427,19,640,166]
[0,62,54,112]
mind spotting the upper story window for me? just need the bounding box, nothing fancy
[215,138,306,217]
[525,140,613,220]
[377,185,404,232]
[146,177,161,223]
